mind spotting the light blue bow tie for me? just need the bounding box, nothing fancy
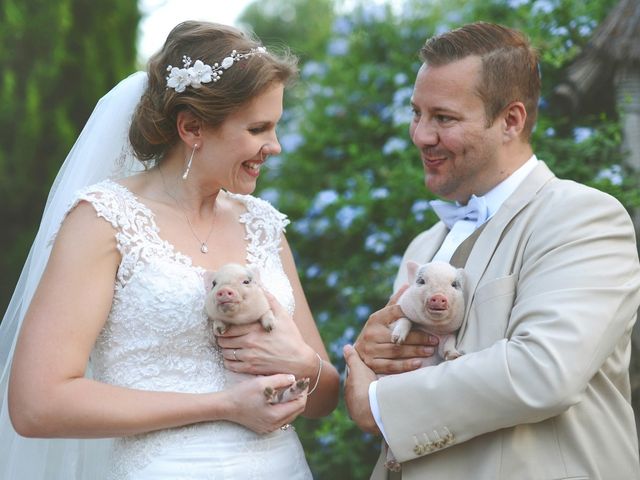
[429,194,490,229]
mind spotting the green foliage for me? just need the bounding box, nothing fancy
[0,0,140,310]
[238,0,336,62]
[250,0,632,478]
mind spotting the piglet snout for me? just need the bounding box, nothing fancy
[216,287,237,302]
[428,293,449,311]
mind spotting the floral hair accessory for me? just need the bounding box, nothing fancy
[166,47,267,93]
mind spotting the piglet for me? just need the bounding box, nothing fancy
[391,260,465,365]
[204,263,309,404]
[384,260,465,471]
[204,262,275,336]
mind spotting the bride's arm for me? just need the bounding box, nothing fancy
[279,237,340,418]
[8,202,305,438]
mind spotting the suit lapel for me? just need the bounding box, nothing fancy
[456,161,556,339]
[425,223,449,261]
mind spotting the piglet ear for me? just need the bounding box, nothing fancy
[247,264,262,283]
[203,270,217,290]
[455,268,466,289]
[406,261,419,282]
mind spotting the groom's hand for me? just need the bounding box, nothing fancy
[343,344,380,435]
[354,286,439,375]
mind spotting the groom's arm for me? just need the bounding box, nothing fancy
[343,345,380,435]
[375,188,640,464]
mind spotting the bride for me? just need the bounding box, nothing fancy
[0,20,339,479]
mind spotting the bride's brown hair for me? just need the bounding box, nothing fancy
[129,21,298,164]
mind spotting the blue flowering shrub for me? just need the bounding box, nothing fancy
[255,0,632,478]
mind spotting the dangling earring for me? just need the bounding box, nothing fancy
[182,143,198,180]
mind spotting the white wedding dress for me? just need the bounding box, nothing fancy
[69,179,312,480]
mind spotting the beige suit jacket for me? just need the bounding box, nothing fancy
[372,162,640,479]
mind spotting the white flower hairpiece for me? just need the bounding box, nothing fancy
[166,47,267,93]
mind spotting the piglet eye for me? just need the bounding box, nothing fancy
[416,277,425,285]
[243,279,251,285]
[211,280,217,288]
[451,280,460,289]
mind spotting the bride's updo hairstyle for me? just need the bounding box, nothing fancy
[129,21,297,164]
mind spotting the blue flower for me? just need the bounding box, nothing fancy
[330,326,356,356]
[325,104,347,117]
[573,127,593,143]
[323,147,344,159]
[306,264,321,278]
[596,165,623,186]
[355,304,371,320]
[382,137,408,155]
[336,205,365,229]
[387,87,415,126]
[365,231,392,254]
[360,3,387,23]
[393,86,413,107]
[318,433,336,447]
[332,17,352,36]
[259,188,279,206]
[394,72,409,86]
[317,311,330,324]
[314,217,331,235]
[301,61,328,79]
[293,218,311,235]
[532,0,554,14]
[327,38,349,56]
[388,254,402,268]
[326,271,339,287]
[411,199,431,221]
[280,132,304,153]
[310,190,340,215]
[411,199,430,213]
[371,187,389,199]
[359,69,371,83]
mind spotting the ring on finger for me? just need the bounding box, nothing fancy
[280,424,292,431]
[233,349,238,361]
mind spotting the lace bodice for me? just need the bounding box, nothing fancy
[66,180,309,480]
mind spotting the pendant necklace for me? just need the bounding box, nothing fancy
[159,166,215,254]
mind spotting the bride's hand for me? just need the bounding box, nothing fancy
[221,374,307,434]
[216,293,316,378]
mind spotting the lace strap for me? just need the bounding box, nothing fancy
[234,194,289,268]
[66,179,161,285]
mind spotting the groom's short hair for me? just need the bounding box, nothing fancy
[420,22,541,140]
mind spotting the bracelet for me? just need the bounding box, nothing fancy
[307,352,323,396]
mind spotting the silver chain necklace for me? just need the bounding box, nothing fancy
[159,166,215,254]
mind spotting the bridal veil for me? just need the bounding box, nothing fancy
[0,71,147,479]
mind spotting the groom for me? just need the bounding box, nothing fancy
[344,22,640,479]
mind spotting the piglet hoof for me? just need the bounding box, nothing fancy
[265,378,310,404]
[215,324,227,335]
[391,333,405,344]
[444,350,461,361]
[384,460,402,472]
[291,378,310,394]
[261,312,276,333]
[264,386,276,403]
